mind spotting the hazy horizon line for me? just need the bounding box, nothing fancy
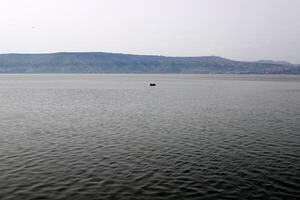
[0,51,297,65]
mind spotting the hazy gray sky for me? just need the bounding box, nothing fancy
[1,0,299,62]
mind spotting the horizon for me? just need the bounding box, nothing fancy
[1,0,300,63]
[0,51,298,65]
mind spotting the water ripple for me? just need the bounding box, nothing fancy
[0,75,299,200]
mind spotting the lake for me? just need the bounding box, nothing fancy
[0,74,299,200]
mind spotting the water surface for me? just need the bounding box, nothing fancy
[0,74,299,200]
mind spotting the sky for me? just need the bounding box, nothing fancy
[0,0,299,63]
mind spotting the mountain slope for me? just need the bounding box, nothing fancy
[0,52,299,74]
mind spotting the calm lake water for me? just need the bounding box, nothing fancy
[0,74,299,200]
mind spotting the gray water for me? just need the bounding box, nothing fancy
[0,74,299,200]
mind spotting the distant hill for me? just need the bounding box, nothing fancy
[256,60,294,66]
[0,52,299,74]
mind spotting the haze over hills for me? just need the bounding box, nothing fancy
[0,52,299,74]
[255,60,294,66]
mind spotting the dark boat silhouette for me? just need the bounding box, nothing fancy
[150,83,156,86]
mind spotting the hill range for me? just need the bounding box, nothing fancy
[0,52,299,74]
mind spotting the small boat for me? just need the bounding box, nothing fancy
[150,83,156,86]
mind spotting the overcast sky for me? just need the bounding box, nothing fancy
[0,0,299,63]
